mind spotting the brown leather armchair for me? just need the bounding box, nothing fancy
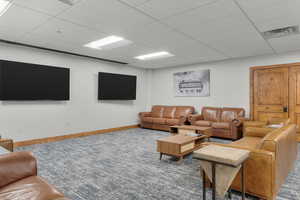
[0,152,69,200]
[139,105,195,131]
[189,107,245,140]
[204,124,298,200]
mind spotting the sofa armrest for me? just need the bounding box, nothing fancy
[232,117,247,127]
[188,114,203,124]
[139,112,151,118]
[0,152,37,188]
[178,115,188,125]
[244,127,274,137]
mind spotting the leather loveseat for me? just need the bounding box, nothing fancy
[0,151,69,200]
[189,107,245,140]
[139,105,195,131]
[204,124,298,200]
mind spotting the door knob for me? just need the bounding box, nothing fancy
[283,106,288,112]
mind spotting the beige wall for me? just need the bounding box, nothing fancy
[0,43,149,141]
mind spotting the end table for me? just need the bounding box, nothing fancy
[0,138,14,152]
[194,145,250,200]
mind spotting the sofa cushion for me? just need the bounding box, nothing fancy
[195,120,212,127]
[202,107,220,121]
[220,110,236,122]
[166,119,180,126]
[0,176,64,200]
[162,107,176,119]
[151,106,164,118]
[212,122,231,129]
[174,106,194,119]
[152,118,166,125]
[230,137,262,149]
[143,117,154,123]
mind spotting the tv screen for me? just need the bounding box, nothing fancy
[0,60,70,100]
[98,72,136,100]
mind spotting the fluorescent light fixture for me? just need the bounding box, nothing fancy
[84,36,127,50]
[0,0,12,17]
[135,51,174,60]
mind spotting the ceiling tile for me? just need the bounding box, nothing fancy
[13,0,82,16]
[0,5,51,40]
[57,0,155,34]
[136,0,217,19]
[21,18,107,46]
[236,0,300,32]
[121,22,227,60]
[269,34,300,53]
[165,0,273,58]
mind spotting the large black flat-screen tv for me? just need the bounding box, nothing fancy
[0,60,70,100]
[98,72,136,100]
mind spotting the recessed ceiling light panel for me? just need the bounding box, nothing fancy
[135,51,174,60]
[0,0,12,17]
[84,36,132,50]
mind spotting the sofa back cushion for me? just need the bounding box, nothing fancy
[151,105,164,118]
[202,107,220,121]
[162,106,176,118]
[221,108,245,122]
[174,106,195,119]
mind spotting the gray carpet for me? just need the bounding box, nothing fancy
[17,128,300,200]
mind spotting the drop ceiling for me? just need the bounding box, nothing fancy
[0,0,299,68]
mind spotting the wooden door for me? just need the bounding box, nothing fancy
[289,66,300,136]
[252,67,289,122]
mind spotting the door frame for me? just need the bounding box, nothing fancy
[250,62,300,120]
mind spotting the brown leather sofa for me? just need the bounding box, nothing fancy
[206,124,298,200]
[189,107,245,140]
[0,151,69,200]
[139,105,195,131]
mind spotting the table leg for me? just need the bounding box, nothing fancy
[202,169,206,200]
[177,156,183,164]
[228,188,232,199]
[212,163,216,200]
[160,153,163,160]
[241,163,245,200]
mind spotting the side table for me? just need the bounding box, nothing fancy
[0,138,14,152]
[194,145,250,200]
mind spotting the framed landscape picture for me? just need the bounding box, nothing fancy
[174,70,210,97]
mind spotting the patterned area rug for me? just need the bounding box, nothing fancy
[17,128,300,200]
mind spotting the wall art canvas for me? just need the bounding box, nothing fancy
[174,70,210,97]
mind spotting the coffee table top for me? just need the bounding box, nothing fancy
[157,134,208,145]
[170,125,212,131]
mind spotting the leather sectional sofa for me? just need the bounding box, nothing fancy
[0,151,69,200]
[204,124,298,200]
[139,105,195,131]
[189,107,245,140]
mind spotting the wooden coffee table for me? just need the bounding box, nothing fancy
[157,133,210,162]
[170,125,212,139]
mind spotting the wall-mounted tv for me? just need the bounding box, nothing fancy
[98,72,136,100]
[0,60,70,100]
